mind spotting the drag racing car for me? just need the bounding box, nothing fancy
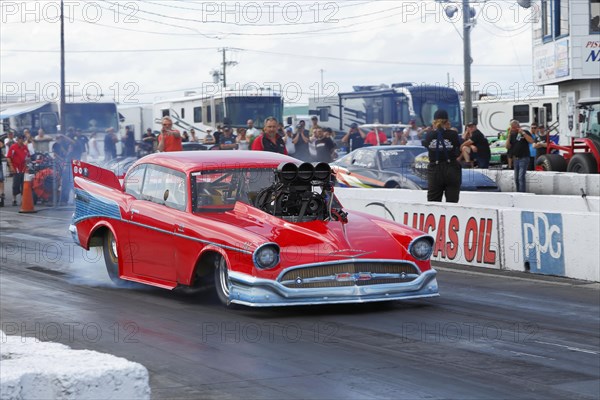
[69,151,439,307]
[332,146,499,191]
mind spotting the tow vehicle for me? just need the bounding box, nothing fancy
[536,97,600,174]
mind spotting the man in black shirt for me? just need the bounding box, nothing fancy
[422,109,462,202]
[341,123,366,152]
[314,128,336,163]
[218,126,238,150]
[506,120,534,192]
[460,122,491,168]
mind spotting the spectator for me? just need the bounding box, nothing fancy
[203,129,216,146]
[140,128,156,155]
[76,129,89,161]
[342,122,366,151]
[403,119,423,146]
[364,127,388,146]
[391,126,407,145]
[23,129,35,154]
[251,116,287,154]
[533,124,549,162]
[313,128,336,163]
[104,127,118,160]
[189,128,198,143]
[460,122,491,169]
[87,132,100,161]
[284,127,295,155]
[3,130,15,148]
[213,125,223,144]
[33,128,52,153]
[292,120,310,161]
[157,116,182,152]
[59,133,84,205]
[506,120,534,192]
[246,119,259,138]
[182,131,190,143]
[309,116,320,138]
[236,128,250,150]
[123,126,136,157]
[218,126,238,150]
[6,134,30,206]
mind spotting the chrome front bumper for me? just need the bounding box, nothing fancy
[228,268,439,307]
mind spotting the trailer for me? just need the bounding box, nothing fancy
[118,104,154,141]
[469,95,560,136]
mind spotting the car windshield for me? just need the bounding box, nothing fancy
[379,148,424,169]
[192,168,277,212]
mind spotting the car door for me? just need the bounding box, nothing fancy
[127,165,186,282]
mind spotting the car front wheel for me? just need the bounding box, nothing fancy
[214,256,233,307]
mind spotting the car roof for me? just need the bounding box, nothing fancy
[132,151,298,175]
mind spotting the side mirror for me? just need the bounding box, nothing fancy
[579,113,586,124]
[163,189,170,202]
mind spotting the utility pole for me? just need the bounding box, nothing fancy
[462,0,473,125]
[219,48,238,88]
[60,0,66,135]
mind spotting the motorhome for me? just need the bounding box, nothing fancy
[153,90,284,140]
[308,83,463,133]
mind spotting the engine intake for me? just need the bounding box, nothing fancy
[256,162,338,222]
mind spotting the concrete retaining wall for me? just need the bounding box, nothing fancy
[480,170,600,196]
[0,330,150,400]
[337,188,600,282]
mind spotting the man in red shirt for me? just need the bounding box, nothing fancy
[157,116,183,152]
[6,134,30,206]
[364,127,389,146]
[251,117,287,154]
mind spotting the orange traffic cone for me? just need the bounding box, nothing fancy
[19,173,37,214]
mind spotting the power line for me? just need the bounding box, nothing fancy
[1,45,531,67]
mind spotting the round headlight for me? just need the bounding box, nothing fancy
[253,243,280,269]
[410,237,433,260]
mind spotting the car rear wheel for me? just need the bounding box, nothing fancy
[567,153,597,174]
[214,256,234,307]
[103,230,129,287]
[535,154,567,172]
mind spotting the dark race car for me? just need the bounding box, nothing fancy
[332,145,499,191]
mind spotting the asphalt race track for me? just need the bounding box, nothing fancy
[1,206,599,399]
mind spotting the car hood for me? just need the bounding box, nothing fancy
[202,202,426,266]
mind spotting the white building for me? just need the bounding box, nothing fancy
[530,0,600,141]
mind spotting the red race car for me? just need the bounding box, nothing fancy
[69,152,438,307]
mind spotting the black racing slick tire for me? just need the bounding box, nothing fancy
[567,153,598,174]
[103,230,129,287]
[535,154,567,172]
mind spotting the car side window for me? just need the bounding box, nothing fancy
[353,150,376,168]
[124,165,145,199]
[140,165,187,211]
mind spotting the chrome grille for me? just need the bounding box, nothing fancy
[280,262,420,289]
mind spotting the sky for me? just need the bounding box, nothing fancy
[0,0,543,106]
